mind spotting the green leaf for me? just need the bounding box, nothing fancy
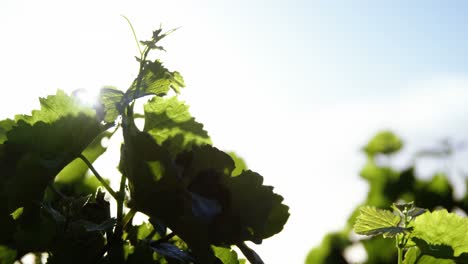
[354,206,403,237]
[144,96,211,156]
[55,131,112,184]
[0,91,105,239]
[403,247,456,264]
[97,86,125,123]
[139,28,175,52]
[126,222,159,242]
[362,236,398,263]
[212,246,242,264]
[10,207,24,220]
[176,145,235,184]
[408,207,427,218]
[411,209,468,258]
[121,130,219,263]
[124,60,185,103]
[228,152,247,177]
[174,146,288,245]
[15,89,96,125]
[2,117,103,212]
[0,245,16,264]
[0,119,15,144]
[364,130,403,156]
[218,170,290,244]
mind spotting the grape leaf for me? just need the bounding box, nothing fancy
[354,206,403,237]
[3,115,103,211]
[0,91,105,252]
[15,89,96,124]
[120,128,220,263]
[96,86,125,123]
[228,152,247,177]
[123,60,185,104]
[212,246,243,264]
[0,119,15,144]
[403,247,456,264]
[139,28,174,52]
[176,145,235,184]
[45,190,111,264]
[411,209,468,259]
[55,131,112,184]
[362,236,398,263]
[144,96,211,156]
[218,170,289,244]
[175,146,289,245]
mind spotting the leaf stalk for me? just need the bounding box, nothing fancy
[79,154,118,199]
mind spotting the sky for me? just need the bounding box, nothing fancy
[2,1,468,263]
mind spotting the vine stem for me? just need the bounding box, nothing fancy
[79,154,118,199]
[396,238,403,264]
[115,170,127,238]
[121,15,143,57]
[122,207,136,229]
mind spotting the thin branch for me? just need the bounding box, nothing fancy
[79,154,118,200]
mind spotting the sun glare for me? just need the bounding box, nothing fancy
[73,88,100,108]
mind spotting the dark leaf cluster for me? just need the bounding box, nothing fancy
[0,27,289,264]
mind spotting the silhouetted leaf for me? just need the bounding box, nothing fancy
[4,115,103,211]
[121,129,219,263]
[149,217,167,237]
[42,203,65,225]
[219,170,290,244]
[150,242,194,263]
[82,218,116,232]
[236,242,263,264]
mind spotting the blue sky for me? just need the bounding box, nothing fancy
[2,1,468,263]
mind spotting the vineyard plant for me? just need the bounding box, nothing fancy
[0,26,289,264]
[306,131,468,264]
